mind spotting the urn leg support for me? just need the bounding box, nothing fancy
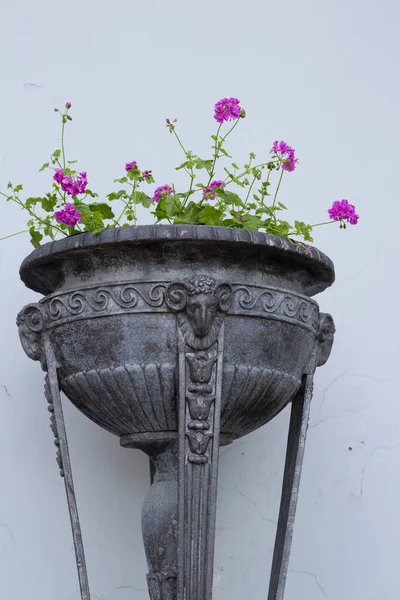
[267,362,316,600]
[43,337,91,600]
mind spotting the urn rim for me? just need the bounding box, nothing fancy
[19,224,335,296]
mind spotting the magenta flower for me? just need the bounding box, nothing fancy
[328,199,359,225]
[202,180,225,200]
[65,102,72,109]
[125,161,138,172]
[53,168,64,184]
[143,170,152,179]
[53,169,88,195]
[214,98,242,123]
[270,140,297,172]
[152,184,173,203]
[54,203,82,226]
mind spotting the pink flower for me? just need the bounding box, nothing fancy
[202,180,225,200]
[270,140,297,172]
[143,170,152,179]
[53,170,88,196]
[54,203,82,226]
[65,102,72,109]
[125,161,138,172]
[214,98,242,123]
[328,199,359,225]
[152,184,173,203]
[53,168,64,183]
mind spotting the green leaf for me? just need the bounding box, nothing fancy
[114,177,128,184]
[107,190,128,201]
[231,163,239,170]
[40,194,57,212]
[14,184,23,193]
[29,227,43,248]
[216,189,244,207]
[78,204,106,233]
[127,169,142,181]
[294,221,313,242]
[134,191,152,208]
[278,202,287,210]
[195,158,213,171]
[39,162,50,172]
[219,147,232,158]
[89,203,115,219]
[199,205,224,226]
[172,201,202,225]
[84,188,99,198]
[51,149,61,164]
[154,194,182,219]
[175,160,192,171]
[242,214,264,230]
[44,222,55,240]
[222,218,241,228]
[25,197,41,208]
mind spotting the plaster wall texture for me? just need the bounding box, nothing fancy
[0,1,399,598]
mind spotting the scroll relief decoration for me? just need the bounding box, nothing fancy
[26,279,320,334]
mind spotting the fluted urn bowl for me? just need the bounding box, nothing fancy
[18,225,334,443]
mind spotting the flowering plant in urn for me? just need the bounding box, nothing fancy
[1,98,358,247]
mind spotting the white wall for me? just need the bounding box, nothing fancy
[1,1,399,599]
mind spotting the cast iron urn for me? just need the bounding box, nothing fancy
[17,225,335,600]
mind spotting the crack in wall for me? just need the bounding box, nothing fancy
[234,488,277,526]
[290,567,328,598]
[1,384,11,397]
[359,443,400,498]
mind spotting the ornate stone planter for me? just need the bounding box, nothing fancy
[17,225,335,600]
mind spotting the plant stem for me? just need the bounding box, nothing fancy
[115,191,132,226]
[172,128,188,155]
[206,124,222,186]
[11,194,65,236]
[271,168,284,217]
[61,116,67,170]
[310,220,336,227]
[220,118,241,143]
[0,229,30,241]
[171,128,196,207]
[224,161,275,184]
[133,183,138,225]
[244,176,257,206]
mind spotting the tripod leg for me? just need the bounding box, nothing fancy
[44,336,91,600]
[267,364,315,600]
